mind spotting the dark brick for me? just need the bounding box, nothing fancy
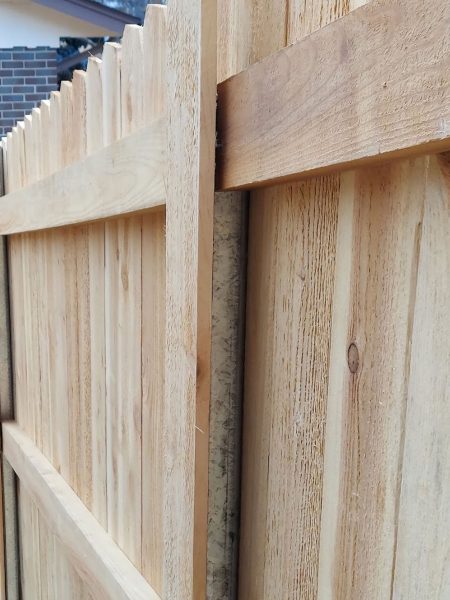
[39,68,56,76]
[14,69,36,77]
[2,110,26,119]
[1,60,24,68]
[1,95,23,102]
[26,93,47,102]
[12,52,34,60]
[12,102,35,110]
[25,77,46,85]
[2,77,24,85]
[46,60,57,68]
[13,86,34,93]
[36,85,57,93]
[35,51,55,59]
[0,87,13,95]
[0,119,16,126]
[0,70,13,77]
[0,52,12,60]
[0,104,13,111]
[24,60,46,68]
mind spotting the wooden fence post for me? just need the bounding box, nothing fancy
[164,0,217,597]
[0,141,20,600]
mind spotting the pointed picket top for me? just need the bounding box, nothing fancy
[143,4,167,123]
[121,24,145,135]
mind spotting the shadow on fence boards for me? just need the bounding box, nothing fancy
[0,0,449,598]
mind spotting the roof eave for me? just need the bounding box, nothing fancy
[32,0,141,34]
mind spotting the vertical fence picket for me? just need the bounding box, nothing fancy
[85,56,108,532]
[143,5,167,122]
[164,0,217,596]
[86,58,104,155]
[71,70,93,521]
[105,22,144,571]
[0,133,20,600]
[102,38,124,576]
[49,91,62,174]
[141,5,167,593]
[21,114,42,600]
[0,138,7,600]
[121,25,144,136]
[102,42,122,146]
[49,85,83,600]
[30,105,52,600]
[60,81,75,167]
[60,74,81,503]
[6,126,34,599]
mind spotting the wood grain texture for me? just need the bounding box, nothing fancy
[102,43,122,146]
[70,69,92,516]
[86,55,108,530]
[3,423,160,600]
[317,2,450,600]
[165,0,216,597]
[121,25,144,135]
[0,140,17,600]
[141,5,166,594]
[321,159,426,599]
[141,210,165,593]
[4,129,32,599]
[86,57,104,155]
[241,180,340,599]
[217,0,450,190]
[317,171,357,600]
[143,5,167,122]
[391,155,450,599]
[0,120,165,235]
[47,82,87,600]
[2,15,171,595]
[31,102,57,600]
[18,114,43,599]
[236,1,347,598]
[105,18,144,573]
[105,215,142,569]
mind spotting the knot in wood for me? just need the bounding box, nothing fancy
[347,343,359,374]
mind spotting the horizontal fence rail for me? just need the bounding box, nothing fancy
[216,0,450,190]
[0,120,165,235]
[3,423,160,600]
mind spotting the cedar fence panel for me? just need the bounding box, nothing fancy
[0,0,448,598]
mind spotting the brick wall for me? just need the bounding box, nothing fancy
[0,47,58,137]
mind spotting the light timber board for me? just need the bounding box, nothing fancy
[3,423,160,600]
[217,0,450,190]
[0,121,165,235]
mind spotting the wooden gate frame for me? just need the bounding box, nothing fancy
[0,0,449,597]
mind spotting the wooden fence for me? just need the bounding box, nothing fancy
[0,2,217,598]
[0,0,448,598]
